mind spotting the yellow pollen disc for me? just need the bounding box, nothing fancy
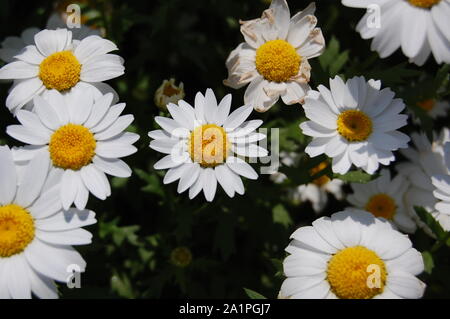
[188,124,230,168]
[310,161,330,186]
[327,246,387,299]
[49,124,96,170]
[417,99,435,112]
[170,247,193,267]
[365,193,397,219]
[0,204,35,257]
[337,110,373,142]
[39,51,81,91]
[255,40,301,83]
[408,0,441,8]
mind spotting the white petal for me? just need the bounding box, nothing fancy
[24,239,86,283]
[90,102,125,133]
[80,165,109,200]
[177,163,200,193]
[28,185,62,219]
[226,156,258,180]
[80,53,124,82]
[6,78,45,112]
[94,114,134,140]
[215,94,232,126]
[84,93,114,129]
[15,151,49,207]
[0,146,17,205]
[214,165,236,198]
[33,95,61,130]
[0,61,38,79]
[74,36,118,64]
[93,156,132,178]
[204,88,218,124]
[60,170,78,210]
[34,29,71,56]
[203,168,217,202]
[386,271,426,299]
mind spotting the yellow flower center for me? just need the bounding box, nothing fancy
[337,110,373,142]
[188,124,230,168]
[39,51,81,91]
[310,161,330,186]
[327,246,387,299]
[0,204,35,258]
[365,193,397,219]
[408,0,441,8]
[255,40,301,83]
[170,247,193,267]
[49,124,96,170]
[417,99,435,112]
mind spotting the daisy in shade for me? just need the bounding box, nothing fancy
[341,0,450,66]
[0,15,100,64]
[291,161,344,213]
[46,11,102,40]
[6,88,139,210]
[432,175,450,220]
[154,78,185,111]
[0,28,40,63]
[413,98,449,123]
[300,75,410,175]
[0,146,96,299]
[279,209,425,299]
[0,28,124,113]
[398,130,450,232]
[224,1,325,112]
[347,169,416,233]
[149,89,267,202]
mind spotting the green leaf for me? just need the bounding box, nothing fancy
[271,258,284,278]
[213,212,236,260]
[422,251,434,275]
[318,36,349,77]
[365,62,422,85]
[135,169,164,197]
[329,51,349,77]
[110,273,135,298]
[272,204,292,228]
[334,170,379,183]
[243,288,267,300]
[415,206,447,241]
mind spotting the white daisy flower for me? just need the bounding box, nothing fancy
[432,174,450,220]
[413,98,449,123]
[0,146,96,299]
[154,78,185,111]
[279,209,425,299]
[300,75,410,175]
[341,0,450,66]
[397,129,450,232]
[6,88,139,210]
[149,89,268,202]
[269,151,299,184]
[296,169,344,213]
[0,28,124,113]
[269,153,344,212]
[290,161,344,213]
[224,1,325,112]
[347,169,416,233]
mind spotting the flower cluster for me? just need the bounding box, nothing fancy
[0,19,138,297]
